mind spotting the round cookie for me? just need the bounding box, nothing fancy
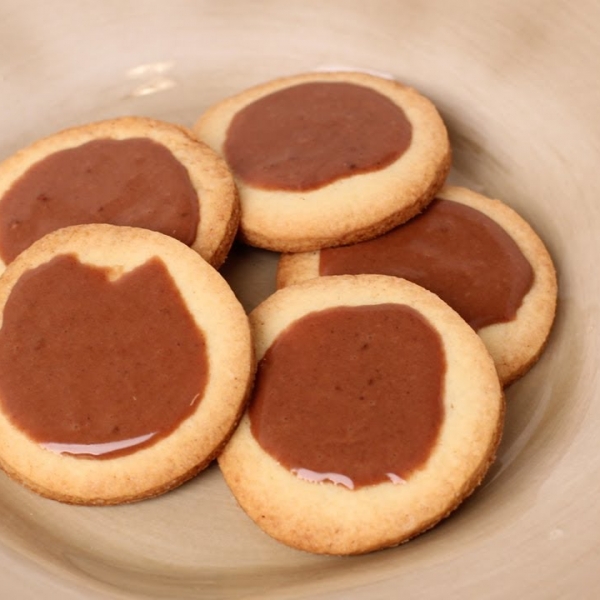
[0,224,254,505]
[193,71,451,252]
[277,185,558,386]
[218,274,504,555]
[0,116,240,270]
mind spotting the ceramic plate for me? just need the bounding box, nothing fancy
[0,1,598,598]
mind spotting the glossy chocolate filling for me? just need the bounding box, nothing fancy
[320,198,534,330]
[0,138,199,263]
[224,81,412,191]
[250,303,445,489]
[0,254,208,459]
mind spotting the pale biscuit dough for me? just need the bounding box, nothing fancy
[194,71,451,252]
[277,185,558,386]
[0,116,240,270]
[218,274,504,555]
[0,224,254,505]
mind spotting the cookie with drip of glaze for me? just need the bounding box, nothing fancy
[218,274,504,555]
[0,224,254,505]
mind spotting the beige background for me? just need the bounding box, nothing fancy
[0,1,598,598]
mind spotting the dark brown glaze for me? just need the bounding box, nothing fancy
[0,138,199,263]
[224,81,412,191]
[320,199,534,330]
[0,254,208,458]
[249,304,445,489]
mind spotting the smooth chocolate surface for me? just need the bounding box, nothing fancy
[224,81,412,191]
[250,304,445,489]
[320,199,534,330]
[0,138,199,263]
[0,254,208,458]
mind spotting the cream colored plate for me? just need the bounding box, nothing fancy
[0,1,598,598]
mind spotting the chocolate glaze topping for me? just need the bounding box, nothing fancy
[250,303,445,489]
[224,81,412,191]
[320,199,534,330]
[0,254,208,458]
[0,138,199,263]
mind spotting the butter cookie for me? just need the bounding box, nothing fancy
[0,116,239,270]
[277,186,557,386]
[0,224,254,504]
[194,71,450,252]
[219,274,503,555]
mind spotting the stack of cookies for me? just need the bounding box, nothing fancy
[0,71,557,555]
